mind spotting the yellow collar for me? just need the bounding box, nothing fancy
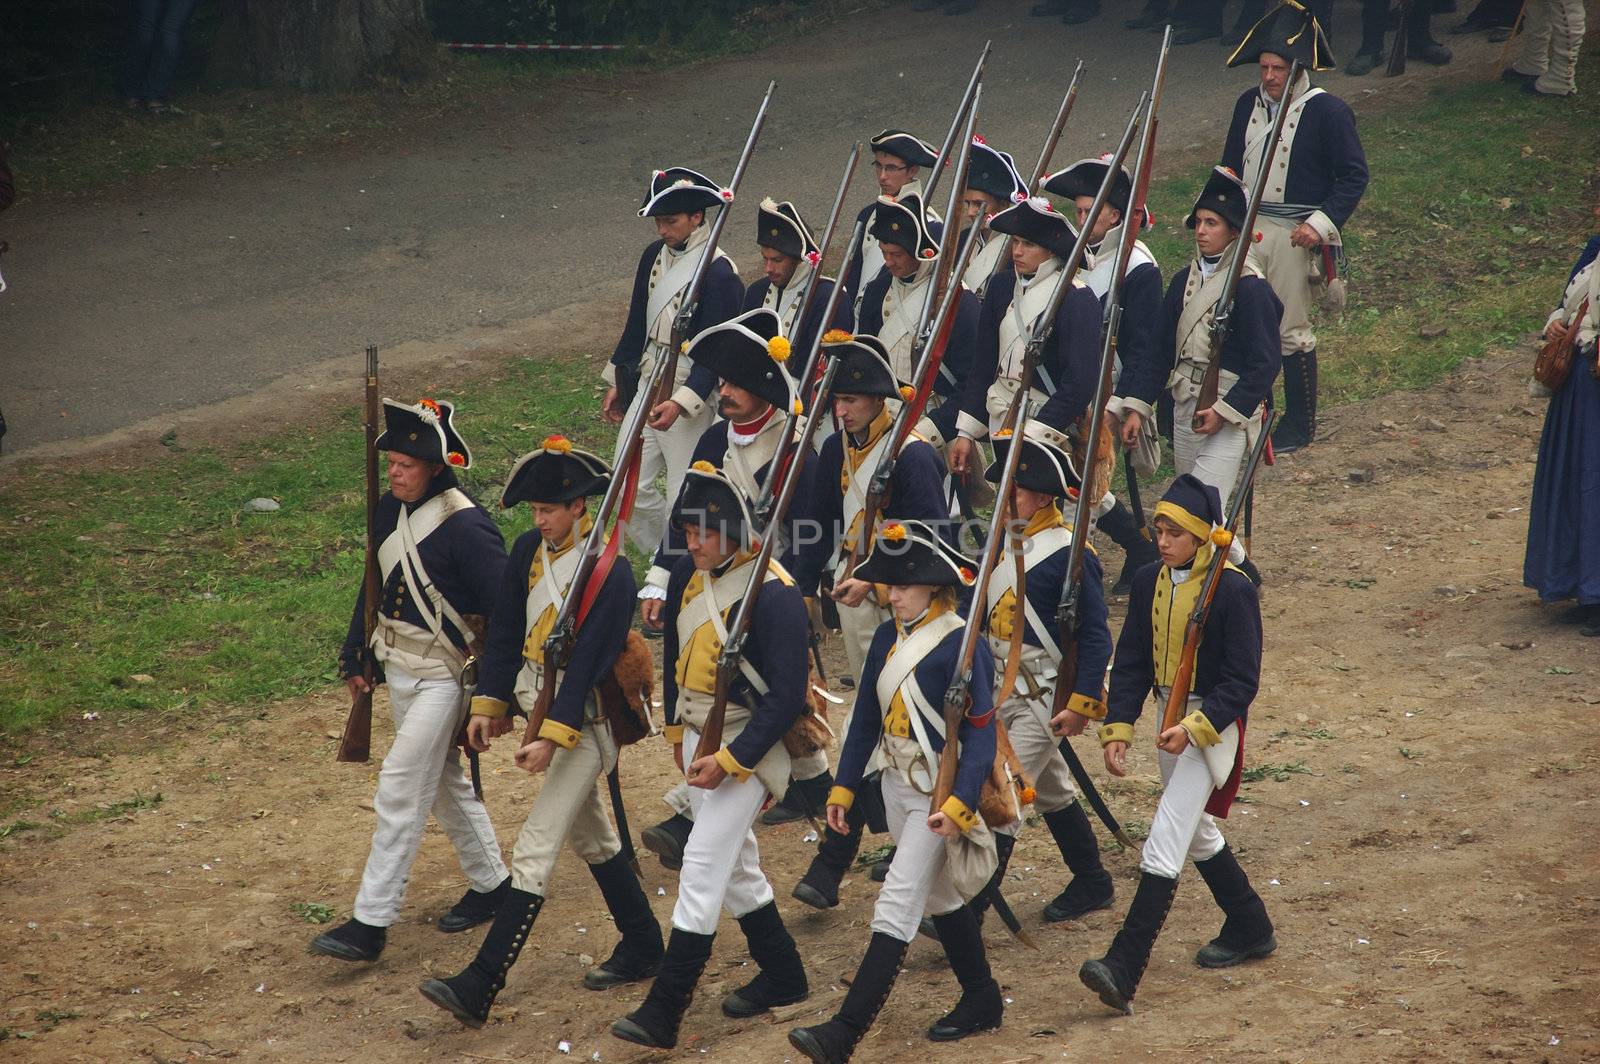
[848,405,894,457]
[896,598,950,638]
[1022,502,1065,537]
[545,512,594,559]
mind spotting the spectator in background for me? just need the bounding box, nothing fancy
[1346,0,1454,76]
[1504,0,1586,97]
[120,0,201,113]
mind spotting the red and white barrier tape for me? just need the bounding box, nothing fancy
[442,42,630,52]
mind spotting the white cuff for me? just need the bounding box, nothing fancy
[1119,396,1156,421]
[643,566,672,593]
[602,362,618,387]
[1212,397,1250,428]
[1023,417,1069,451]
[670,385,705,420]
[638,583,668,602]
[914,415,946,453]
[955,409,988,440]
[1306,210,1339,247]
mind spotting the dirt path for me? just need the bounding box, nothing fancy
[0,2,1498,462]
[3,339,1596,1062]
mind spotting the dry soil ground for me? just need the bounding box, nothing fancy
[3,340,1597,1063]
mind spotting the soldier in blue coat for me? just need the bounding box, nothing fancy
[788,520,1002,1062]
[793,332,953,911]
[599,167,746,554]
[980,427,1115,926]
[743,198,852,367]
[855,190,976,455]
[418,438,663,1027]
[611,464,811,1050]
[313,399,510,964]
[1078,475,1276,1017]
[958,136,1027,300]
[844,129,941,310]
[1042,154,1165,590]
[1111,167,1281,584]
[1222,4,1368,453]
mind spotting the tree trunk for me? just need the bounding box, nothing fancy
[208,0,432,91]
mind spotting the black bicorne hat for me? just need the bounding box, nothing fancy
[684,306,798,412]
[1226,0,1336,70]
[822,332,904,400]
[870,190,940,260]
[853,518,974,588]
[1186,166,1250,232]
[967,137,1027,203]
[1042,154,1154,231]
[638,166,731,218]
[984,425,1082,499]
[756,197,821,261]
[671,461,756,549]
[500,436,611,508]
[870,129,939,168]
[374,398,473,469]
[987,196,1082,261]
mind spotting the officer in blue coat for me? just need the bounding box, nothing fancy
[418,438,663,1027]
[1222,3,1368,453]
[314,399,510,964]
[788,519,1002,1061]
[1078,475,1275,1017]
[743,198,852,366]
[600,167,747,554]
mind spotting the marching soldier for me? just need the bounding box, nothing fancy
[1222,2,1368,453]
[845,129,941,308]
[788,520,1003,1061]
[1043,154,1165,591]
[855,189,977,455]
[600,167,746,554]
[312,399,510,963]
[611,464,810,1049]
[981,428,1116,925]
[1078,474,1276,1016]
[418,438,664,1027]
[634,308,825,865]
[1110,166,1281,584]
[959,137,1028,298]
[793,332,953,910]
[744,198,853,363]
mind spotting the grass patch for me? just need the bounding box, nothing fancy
[51,792,164,825]
[1240,761,1311,784]
[2,67,1597,737]
[290,902,336,924]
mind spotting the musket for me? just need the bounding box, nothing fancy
[337,344,381,764]
[643,80,776,412]
[845,88,985,577]
[773,142,861,387]
[1051,44,1172,845]
[692,353,850,766]
[520,353,674,746]
[1386,0,1411,77]
[1160,412,1275,731]
[981,62,1085,286]
[1193,60,1304,429]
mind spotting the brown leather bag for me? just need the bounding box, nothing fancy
[596,630,655,746]
[1533,299,1588,390]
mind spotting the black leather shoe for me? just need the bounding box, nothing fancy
[926,980,1003,1041]
[1197,930,1279,967]
[641,813,691,872]
[1345,48,1383,76]
[1500,67,1538,83]
[309,918,385,962]
[1408,40,1453,64]
[870,849,895,882]
[437,876,509,933]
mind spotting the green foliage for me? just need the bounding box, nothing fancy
[1240,761,1310,783]
[290,902,336,924]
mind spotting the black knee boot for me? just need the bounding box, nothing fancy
[583,853,665,990]
[1097,499,1160,594]
[611,927,716,1049]
[1272,350,1318,453]
[927,907,1004,1041]
[967,831,1015,928]
[764,770,835,826]
[1407,1,1453,63]
[418,887,543,1028]
[1041,803,1115,922]
[1078,872,1178,1014]
[789,932,908,1063]
[1193,845,1277,967]
[722,900,810,1016]
[794,804,864,909]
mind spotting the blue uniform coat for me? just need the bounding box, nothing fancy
[609,238,746,404]
[1220,88,1368,230]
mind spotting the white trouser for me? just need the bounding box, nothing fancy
[663,744,832,823]
[1252,221,1317,355]
[1173,392,1250,511]
[353,665,507,926]
[995,688,1079,826]
[508,717,622,896]
[872,772,965,941]
[1139,734,1230,880]
[671,726,776,934]
[616,385,715,555]
[1514,0,1586,94]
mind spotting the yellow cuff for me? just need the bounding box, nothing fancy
[663,723,685,744]
[538,718,582,750]
[1067,692,1108,721]
[939,795,980,833]
[1179,709,1222,749]
[1098,722,1136,747]
[471,696,510,720]
[714,746,754,781]
[827,786,855,811]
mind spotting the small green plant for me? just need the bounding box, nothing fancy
[1241,761,1311,784]
[0,820,44,839]
[1304,728,1334,740]
[854,844,895,870]
[290,902,336,924]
